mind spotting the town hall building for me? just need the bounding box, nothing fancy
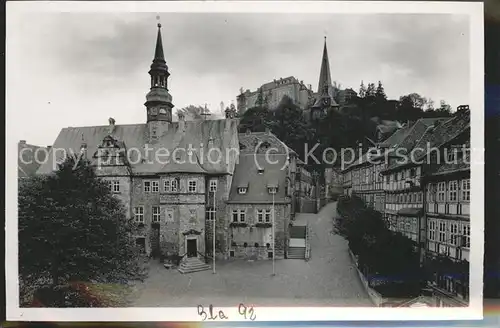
[36,24,314,271]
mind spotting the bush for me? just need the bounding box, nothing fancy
[337,195,422,297]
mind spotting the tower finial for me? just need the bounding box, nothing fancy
[158,22,162,28]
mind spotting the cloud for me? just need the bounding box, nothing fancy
[7,12,470,145]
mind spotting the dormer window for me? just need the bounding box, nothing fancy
[268,187,277,194]
[258,168,264,174]
[238,187,248,194]
[260,141,271,150]
[447,149,456,162]
[159,108,167,115]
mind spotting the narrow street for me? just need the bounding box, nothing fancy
[131,202,373,307]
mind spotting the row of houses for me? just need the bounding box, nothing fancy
[333,105,471,306]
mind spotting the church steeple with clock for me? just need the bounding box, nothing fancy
[145,23,174,140]
[310,36,339,122]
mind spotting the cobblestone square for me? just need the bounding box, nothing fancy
[131,203,374,307]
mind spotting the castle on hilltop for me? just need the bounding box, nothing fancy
[236,37,357,121]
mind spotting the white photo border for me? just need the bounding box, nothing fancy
[6,0,484,322]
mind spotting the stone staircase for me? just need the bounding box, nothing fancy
[287,223,310,260]
[178,257,211,274]
[287,246,306,259]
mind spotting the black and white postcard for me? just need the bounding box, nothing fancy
[6,0,484,322]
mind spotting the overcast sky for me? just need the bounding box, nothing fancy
[8,12,470,146]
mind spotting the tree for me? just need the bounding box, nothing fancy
[397,93,426,122]
[176,105,210,120]
[336,195,421,293]
[268,96,314,161]
[424,98,435,111]
[238,105,272,133]
[400,93,426,110]
[359,81,367,98]
[375,81,387,102]
[437,100,453,116]
[366,83,376,98]
[18,157,142,293]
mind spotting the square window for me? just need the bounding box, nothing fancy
[112,180,120,193]
[238,187,247,194]
[268,187,277,194]
[448,181,458,202]
[209,179,218,192]
[152,206,161,222]
[171,179,178,192]
[265,209,272,223]
[239,210,246,222]
[206,207,216,221]
[152,181,159,193]
[257,210,264,223]
[164,180,171,192]
[144,181,151,193]
[232,210,239,222]
[188,180,197,193]
[461,179,470,201]
[230,250,235,257]
[134,206,144,223]
[268,251,273,259]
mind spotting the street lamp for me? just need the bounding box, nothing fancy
[212,189,216,274]
[272,188,276,276]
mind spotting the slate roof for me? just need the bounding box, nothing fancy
[397,207,423,216]
[432,140,471,176]
[18,142,48,178]
[342,126,409,172]
[382,117,453,172]
[228,153,289,204]
[37,119,239,175]
[378,126,410,148]
[411,112,470,160]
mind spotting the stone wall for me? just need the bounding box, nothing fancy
[226,203,290,259]
[205,175,231,260]
[130,173,207,256]
[348,249,384,307]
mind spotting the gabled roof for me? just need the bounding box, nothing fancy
[18,142,48,178]
[382,117,453,172]
[378,125,410,148]
[228,154,289,204]
[238,131,296,156]
[412,113,470,158]
[37,119,239,175]
[432,140,471,177]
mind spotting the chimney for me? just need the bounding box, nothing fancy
[19,140,26,145]
[47,145,52,151]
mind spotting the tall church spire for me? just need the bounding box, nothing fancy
[145,23,173,126]
[317,36,332,94]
